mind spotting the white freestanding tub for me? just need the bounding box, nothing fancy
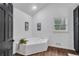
[16,38,48,55]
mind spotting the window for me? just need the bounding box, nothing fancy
[53,18,68,32]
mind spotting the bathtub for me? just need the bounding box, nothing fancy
[16,38,48,55]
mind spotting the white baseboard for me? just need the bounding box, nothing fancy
[48,44,75,51]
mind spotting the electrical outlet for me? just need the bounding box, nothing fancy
[56,43,62,46]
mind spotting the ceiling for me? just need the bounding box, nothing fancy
[13,3,49,16]
[13,3,79,17]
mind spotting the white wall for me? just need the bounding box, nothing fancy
[32,4,78,50]
[13,4,78,54]
[13,8,32,54]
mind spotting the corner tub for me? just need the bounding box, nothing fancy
[16,38,48,55]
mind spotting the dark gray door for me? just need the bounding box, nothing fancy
[0,8,4,42]
[0,7,5,56]
[0,3,13,56]
[74,7,78,50]
[74,6,79,51]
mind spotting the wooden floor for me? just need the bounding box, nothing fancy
[15,47,79,56]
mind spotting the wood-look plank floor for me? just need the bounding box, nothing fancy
[15,47,79,56]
